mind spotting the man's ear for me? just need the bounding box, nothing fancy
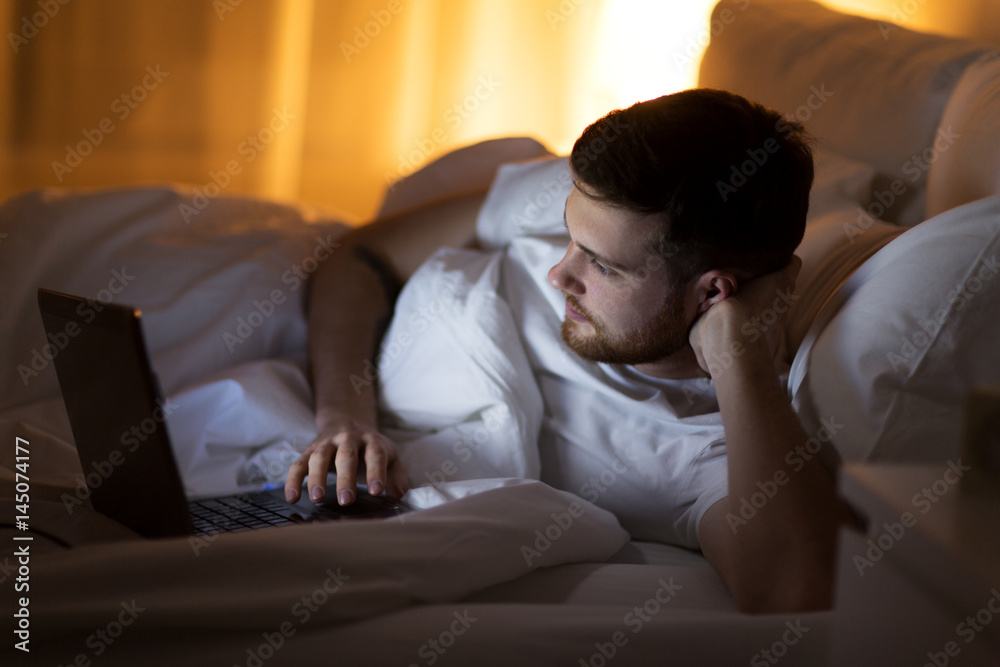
[693,270,738,314]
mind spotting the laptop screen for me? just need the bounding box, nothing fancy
[37,288,193,538]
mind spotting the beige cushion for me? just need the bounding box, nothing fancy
[699,0,990,225]
[926,53,1000,218]
[787,207,903,360]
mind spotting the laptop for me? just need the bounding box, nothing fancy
[37,287,409,538]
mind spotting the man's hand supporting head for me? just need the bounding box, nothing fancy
[690,257,857,613]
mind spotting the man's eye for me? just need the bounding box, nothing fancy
[589,256,614,277]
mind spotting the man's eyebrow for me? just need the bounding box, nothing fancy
[562,208,631,273]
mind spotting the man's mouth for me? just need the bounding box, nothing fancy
[565,298,589,323]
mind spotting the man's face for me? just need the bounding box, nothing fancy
[547,185,695,370]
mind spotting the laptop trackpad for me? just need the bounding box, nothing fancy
[272,487,409,521]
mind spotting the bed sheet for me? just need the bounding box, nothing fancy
[1,502,832,667]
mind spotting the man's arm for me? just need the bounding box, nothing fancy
[691,259,857,613]
[284,189,486,506]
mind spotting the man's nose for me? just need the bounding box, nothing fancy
[548,246,584,295]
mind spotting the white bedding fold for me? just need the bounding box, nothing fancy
[165,359,317,496]
[22,480,628,649]
[377,247,544,484]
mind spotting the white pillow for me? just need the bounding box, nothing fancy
[926,52,1000,218]
[790,195,1000,464]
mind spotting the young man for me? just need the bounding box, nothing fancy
[285,88,856,613]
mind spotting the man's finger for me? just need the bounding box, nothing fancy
[334,444,360,505]
[307,444,336,503]
[284,451,311,503]
[364,439,389,495]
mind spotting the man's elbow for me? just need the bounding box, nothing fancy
[729,568,834,614]
[699,501,842,614]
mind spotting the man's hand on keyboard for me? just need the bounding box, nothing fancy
[284,414,409,506]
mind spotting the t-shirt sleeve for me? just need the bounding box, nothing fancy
[475,157,573,249]
[680,437,729,549]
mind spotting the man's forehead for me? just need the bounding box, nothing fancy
[564,187,662,270]
[565,187,659,236]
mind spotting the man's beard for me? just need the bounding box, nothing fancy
[561,293,689,366]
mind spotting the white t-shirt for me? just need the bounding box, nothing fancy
[379,156,729,549]
[477,157,729,548]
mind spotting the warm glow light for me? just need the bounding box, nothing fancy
[590,0,718,110]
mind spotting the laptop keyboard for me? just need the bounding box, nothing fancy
[188,493,300,535]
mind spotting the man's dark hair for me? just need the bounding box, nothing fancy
[570,88,813,283]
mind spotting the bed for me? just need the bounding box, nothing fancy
[3,1,1000,664]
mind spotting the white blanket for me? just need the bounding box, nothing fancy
[5,480,629,662]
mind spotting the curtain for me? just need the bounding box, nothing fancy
[3,0,991,222]
[1,0,618,222]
